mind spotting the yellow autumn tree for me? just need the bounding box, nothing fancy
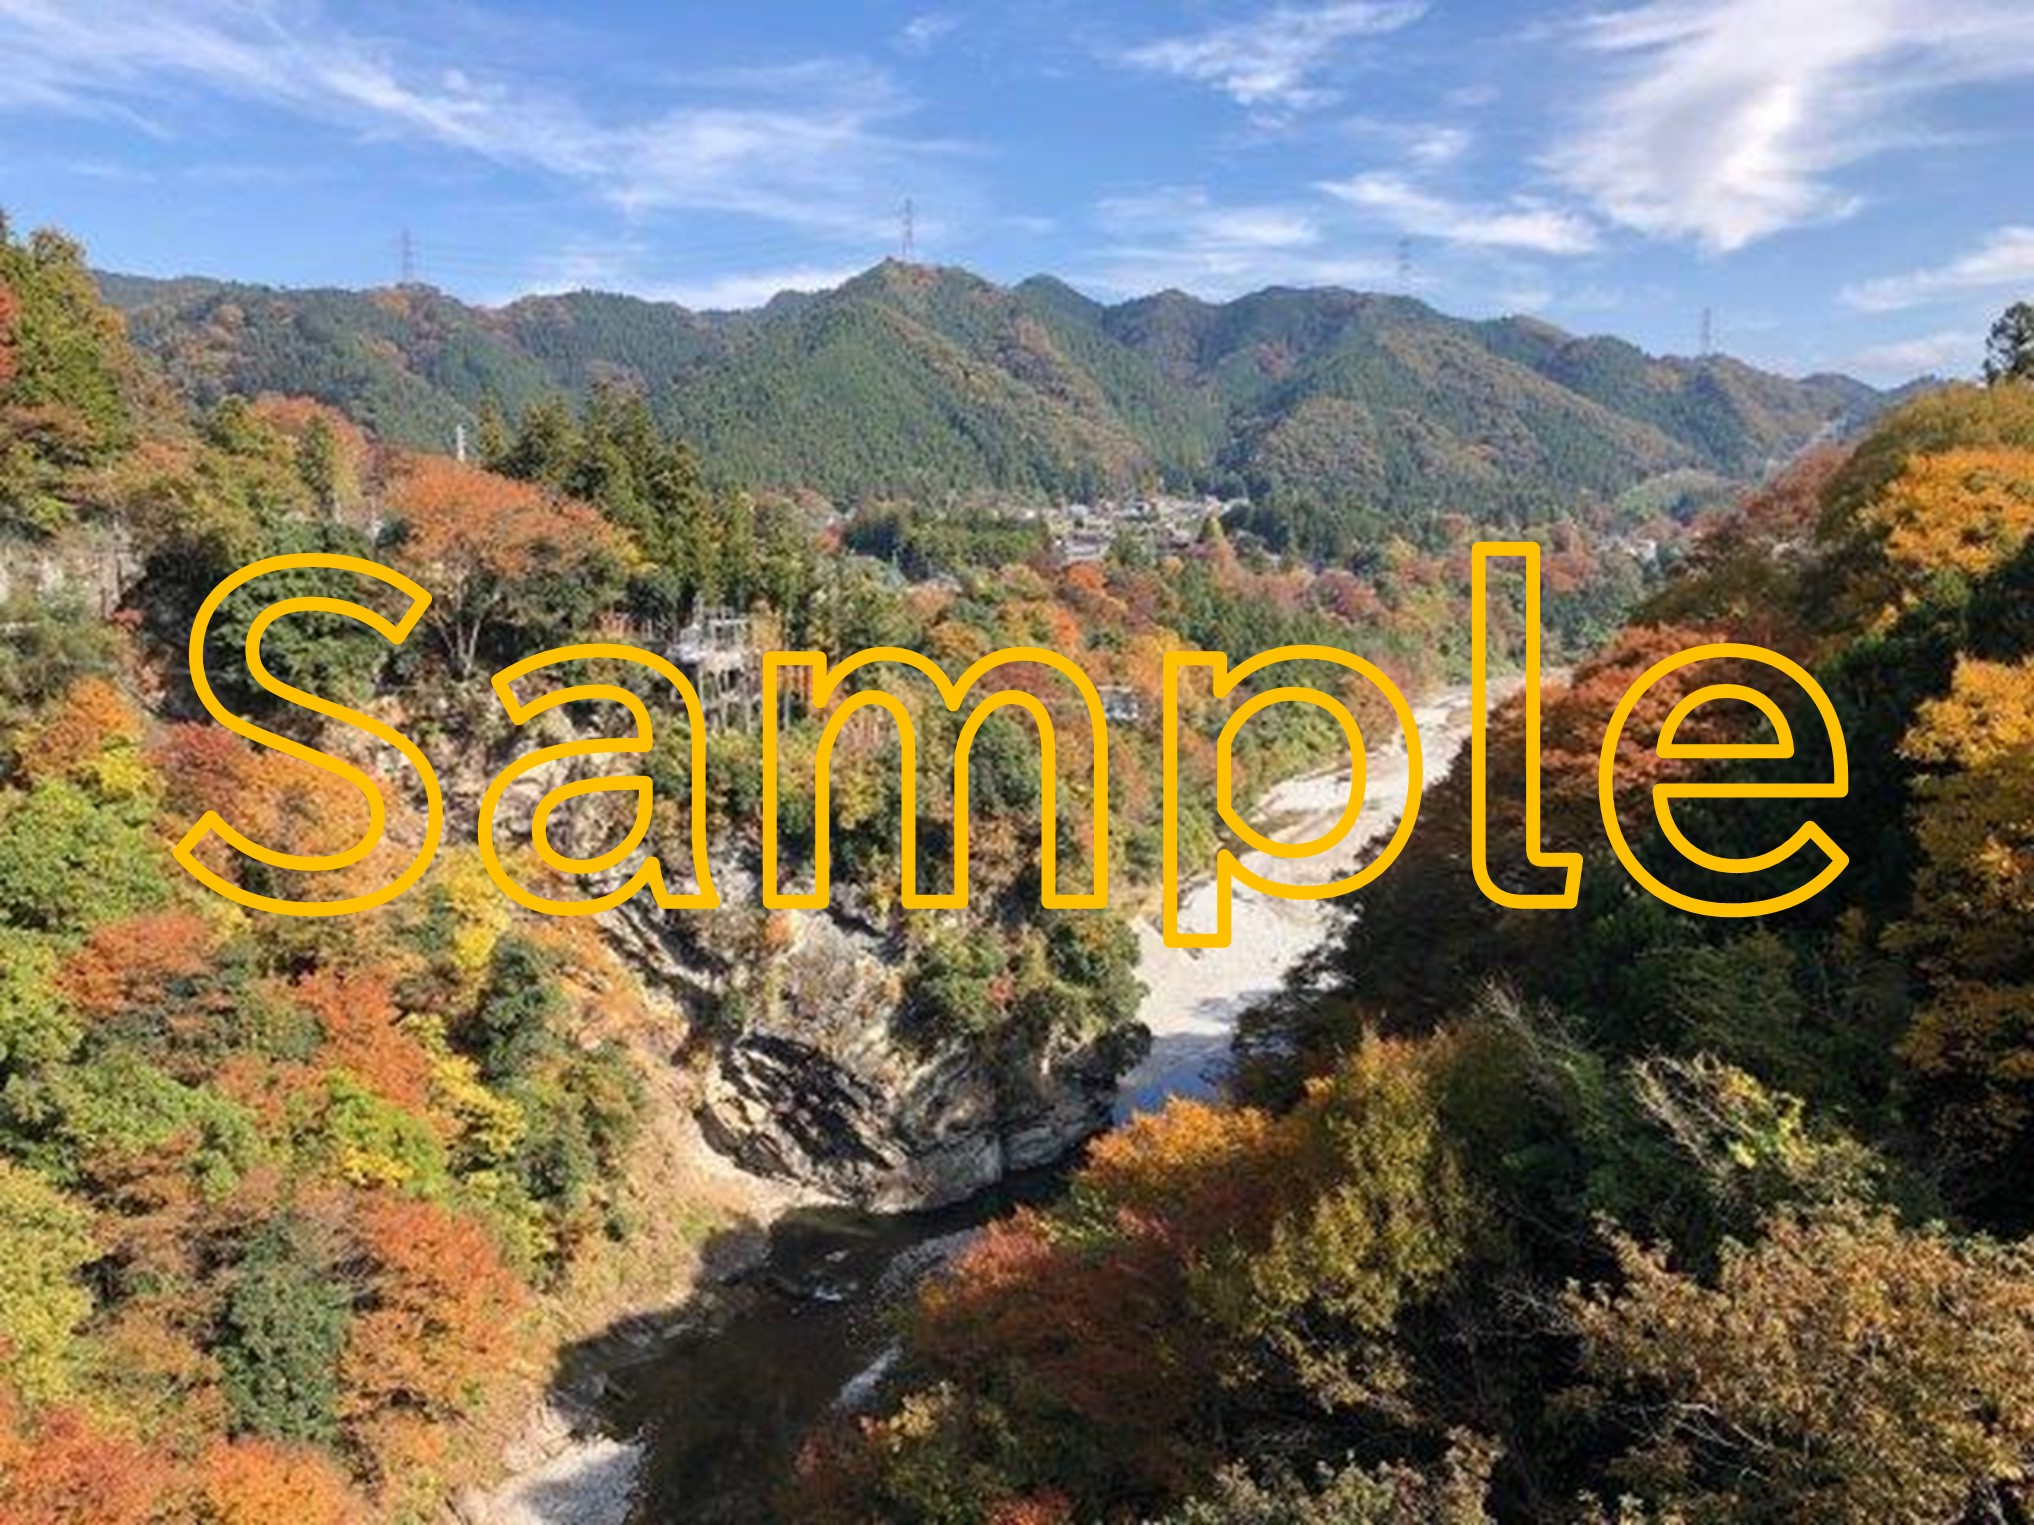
[1894,656,2034,1161]
[1865,446,2034,603]
[1570,1209,2034,1524]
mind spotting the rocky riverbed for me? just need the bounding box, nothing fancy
[1119,681,1481,1114]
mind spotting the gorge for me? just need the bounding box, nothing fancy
[465,682,1489,1525]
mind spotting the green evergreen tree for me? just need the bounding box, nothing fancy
[467,936,567,1083]
[217,1216,352,1445]
[1984,301,2034,385]
[295,415,339,511]
[475,394,511,467]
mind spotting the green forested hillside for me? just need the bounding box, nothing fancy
[101,262,1889,526]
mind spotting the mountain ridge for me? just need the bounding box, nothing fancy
[97,259,1894,527]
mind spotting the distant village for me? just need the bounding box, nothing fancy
[1024,493,1240,564]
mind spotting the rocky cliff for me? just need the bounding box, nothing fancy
[476,719,1145,1210]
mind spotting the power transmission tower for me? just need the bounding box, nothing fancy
[900,198,917,263]
[1699,306,1715,357]
[1395,237,1413,294]
[399,228,416,286]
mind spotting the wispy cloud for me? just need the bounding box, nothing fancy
[655,265,864,311]
[0,0,951,237]
[1406,124,1472,168]
[506,235,865,310]
[1342,115,1475,169]
[1551,0,2034,251]
[1845,329,1977,379]
[1842,226,2034,312]
[1319,172,1599,254]
[1081,186,1391,297]
[1117,1,1427,119]
[895,13,959,56]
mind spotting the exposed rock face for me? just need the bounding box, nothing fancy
[682,899,1146,1210]
[467,717,1146,1210]
[699,1018,1145,1211]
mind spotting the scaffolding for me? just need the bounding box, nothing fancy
[667,606,761,732]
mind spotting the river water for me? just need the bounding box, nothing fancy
[491,685,1483,1525]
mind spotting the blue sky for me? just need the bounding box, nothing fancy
[1,0,2029,381]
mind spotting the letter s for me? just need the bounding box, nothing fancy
[175,553,443,917]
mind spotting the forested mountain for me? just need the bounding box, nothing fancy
[100,262,1890,524]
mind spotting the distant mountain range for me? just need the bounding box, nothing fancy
[98,261,1898,519]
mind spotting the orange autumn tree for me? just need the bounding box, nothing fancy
[17,677,149,801]
[293,968,435,1115]
[193,1436,359,1525]
[339,1194,526,1476]
[0,1386,170,1525]
[152,724,373,903]
[385,454,623,675]
[59,909,220,1035]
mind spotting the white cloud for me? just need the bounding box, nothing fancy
[504,235,864,310]
[1407,125,1472,168]
[1552,0,2034,251]
[1844,329,1977,379]
[1081,186,1393,297]
[1100,188,1322,252]
[1842,226,2034,312]
[895,13,959,55]
[646,265,864,312]
[1319,172,1600,254]
[0,0,950,238]
[1342,115,1474,169]
[1119,1,1427,118]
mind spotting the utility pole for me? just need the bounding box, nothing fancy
[900,198,917,264]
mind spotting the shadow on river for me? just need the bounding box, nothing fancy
[548,1166,1070,1524]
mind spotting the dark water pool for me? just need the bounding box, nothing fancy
[600,1169,1065,1524]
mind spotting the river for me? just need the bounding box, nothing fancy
[471,683,1484,1525]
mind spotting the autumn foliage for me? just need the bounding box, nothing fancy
[194,1438,361,1525]
[0,1388,169,1525]
[385,454,620,674]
